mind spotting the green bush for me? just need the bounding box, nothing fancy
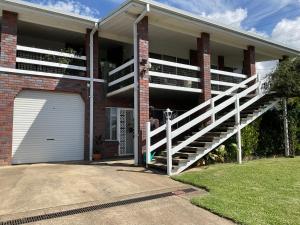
[241,119,261,157]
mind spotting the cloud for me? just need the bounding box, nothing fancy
[271,17,300,49]
[27,0,100,18]
[202,8,247,28]
[256,61,278,78]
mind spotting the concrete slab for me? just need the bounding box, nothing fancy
[0,159,234,225]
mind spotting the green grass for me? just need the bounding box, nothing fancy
[173,157,300,225]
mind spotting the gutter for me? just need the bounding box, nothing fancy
[89,21,100,161]
[133,4,150,165]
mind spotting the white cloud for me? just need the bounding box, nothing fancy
[202,8,247,28]
[271,17,300,49]
[256,61,278,78]
[29,0,99,18]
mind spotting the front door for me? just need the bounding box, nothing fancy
[118,108,134,156]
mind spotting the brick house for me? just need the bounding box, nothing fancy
[0,0,299,172]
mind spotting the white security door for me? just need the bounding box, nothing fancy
[118,109,134,156]
[12,90,85,164]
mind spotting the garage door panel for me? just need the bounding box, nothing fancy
[12,91,85,164]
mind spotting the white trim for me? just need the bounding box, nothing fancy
[211,69,247,79]
[149,58,200,71]
[109,59,134,76]
[17,45,86,60]
[107,84,134,97]
[211,90,224,95]
[16,58,86,71]
[211,80,246,88]
[149,71,200,82]
[108,72,134,87]
[0,67,105,82]
[149,83,202,93]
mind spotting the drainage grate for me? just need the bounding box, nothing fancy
[0,188,196,225]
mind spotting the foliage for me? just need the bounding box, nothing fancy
[93,135,104,154]
[173,157,300,225]
[241,119,261,157]
[287,97,300,156]
[270,57,300,98]
[256,109,284,156]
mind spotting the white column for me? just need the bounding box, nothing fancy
[165,108,173,176]
[235,95,242,164]
[146,121,151,165]
[283,98,290,157]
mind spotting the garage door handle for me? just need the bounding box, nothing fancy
[46,138,55,141]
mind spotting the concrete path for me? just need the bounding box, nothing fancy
[0,159,234,224]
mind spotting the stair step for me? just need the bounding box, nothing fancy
[161,151,198,159]
[181,141,211,147]
[154,156,188,165]
[181,146,205,153]
[147,162,178,172]
[185,136,216,142]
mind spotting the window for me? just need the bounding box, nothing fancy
[105,108,117,140]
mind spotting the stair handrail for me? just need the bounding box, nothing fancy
[171,75,269,156]
[146,74,258,155]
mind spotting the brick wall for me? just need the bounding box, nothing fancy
[0,11,18,68]
[137,16,149,164]
[243,46,256,76]
[0,73,93,165]
[197,33,211,102]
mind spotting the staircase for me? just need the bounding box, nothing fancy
[146,74,280,175]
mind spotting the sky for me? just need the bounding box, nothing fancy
[24,0,300,75]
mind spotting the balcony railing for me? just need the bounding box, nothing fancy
[148,58,201,93]
[106,57,249,96]
[15,45,87,77]
[107,59,134,95]
[211,69,248,94]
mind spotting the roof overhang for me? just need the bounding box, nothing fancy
[0,0,97,34]
[100,0,300,60]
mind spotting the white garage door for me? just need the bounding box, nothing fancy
[12,91,85,164]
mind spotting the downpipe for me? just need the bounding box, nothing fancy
[89,22,100,161]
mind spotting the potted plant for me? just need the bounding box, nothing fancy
[93,135,104,161]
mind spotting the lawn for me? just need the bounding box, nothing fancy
[173,157,300,225]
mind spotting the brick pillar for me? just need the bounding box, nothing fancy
[218,56,225,70]
[85,29,99,78]
[197,33,211,102]
[137,17,149,164]
[243,46,256,77]
[0,11,18,68]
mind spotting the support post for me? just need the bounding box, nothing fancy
[210,98,215,123]
[235,95,242,164]
[165,108,173,176]
[146,121,151,165]
[283,98,290,157]
[197,33,211,103]
[133,5,150,165]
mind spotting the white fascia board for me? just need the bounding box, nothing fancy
[1,0,97,23]
[129,0,300,55]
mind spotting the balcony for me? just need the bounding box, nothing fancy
[0,44,88,81]
[107,57,249,97]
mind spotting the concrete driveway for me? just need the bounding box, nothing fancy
[0,160,234,225]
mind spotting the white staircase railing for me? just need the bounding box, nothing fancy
[146,74,271,175]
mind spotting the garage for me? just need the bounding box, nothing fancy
[12,90,85,164]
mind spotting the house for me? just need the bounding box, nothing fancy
[0,0,299,173]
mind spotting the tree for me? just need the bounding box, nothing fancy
[270,57,300,157]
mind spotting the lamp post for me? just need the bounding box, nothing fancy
[164,108,173,175]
